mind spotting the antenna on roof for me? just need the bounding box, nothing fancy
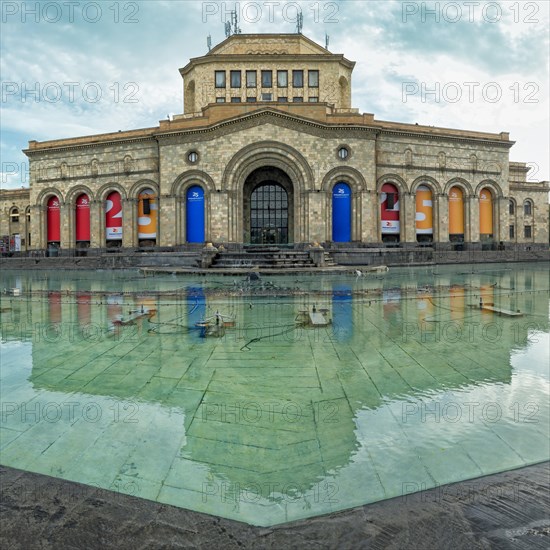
[207,34,212,52]
[232,10,241,34]
[296,11,303,34]
[224,8,241,37]
[325,34,329,49]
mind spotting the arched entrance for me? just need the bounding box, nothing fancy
[243,167,294,244]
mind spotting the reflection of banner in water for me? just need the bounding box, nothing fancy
[187,287,206,337]
[107,295,123,323]
[332,284,353,342]
[449,286,465,321]
[416,295,433,323]
[77,293,92,326]
[48,291,62,324]
[383,289,401,323]
[480,285,494,314]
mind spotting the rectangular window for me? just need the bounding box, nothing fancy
[509,225,515,239]
[293,70,304,87]
[524,202,532,216]
[277,70,288,87]
[261,92,272,101]
[308,96,319,102]
[278,97,288,102]
[230,97,241,102]
[246,96,257,102]
[230,70,241,88]
[246,70,256,88]
[292,96,303,102]
[261,70,272,87]
[28,233,31,246]
[215,71,226,88]
[308,70,319,88]
[524,225,532,238]
[216,97,226,103]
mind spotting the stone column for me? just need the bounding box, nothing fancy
[361,190,377,243]
[210,191,229,243]
[497,196,508,244]
[436,193,448,243]
[159,195,177,246]
[60,202,71,251]
[122,198,135,248]
[401,192,416,245]
[467,195,479,244]
[90,200,102,249]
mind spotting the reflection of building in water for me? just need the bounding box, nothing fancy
[2,268,547,504]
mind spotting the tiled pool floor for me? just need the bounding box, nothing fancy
[1,264,549,525]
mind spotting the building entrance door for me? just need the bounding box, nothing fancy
[250,183,288,244]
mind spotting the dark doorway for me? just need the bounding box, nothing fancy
[250,183,288,244]
[243,167,293,244]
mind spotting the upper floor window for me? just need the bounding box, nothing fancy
[524,225,532,238]
[308,96,319,102]
[230,71,241,88]
[261,70,272,88]
[509,225,515,239]
[509,200,515,215]
[230,97,241,103]
[246,70,256,88]
[261,92,272,101]
[308,70,319,88]
[215,71,226,88]
[292,96,303,102]
[523,200,532,216]
[216,97,226,103]
[277,70,288,87]
[10,208,19,223]
[26,208,31,222]
[293,70,304,87]
[278,96,288,102]
[246,96,257,102]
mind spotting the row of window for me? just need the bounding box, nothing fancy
[509,200,534,216]
[215,70,319,89]
[216,95,319,103]
[510,225,532,239]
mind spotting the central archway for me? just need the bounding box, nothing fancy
[243,167,294,244]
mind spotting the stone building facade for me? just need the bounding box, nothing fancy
[3,33,548,253]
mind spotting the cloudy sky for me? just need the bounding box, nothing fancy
[1,0,548,189]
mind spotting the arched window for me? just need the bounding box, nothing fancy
[380,183,400,243]
[415,185,433,242]
[47,196,61,243]
[332,182,351,242]
[137,188,157,245]
[479,188,493,240]
[105,191,123,246]
[449,187,464,242]
[75,194,90,243]
[509,200,515,215]
[186,185,205,243]
[523,200,533,216]
[9,208,19,223]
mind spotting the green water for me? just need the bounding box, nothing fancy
[0,263,548,526]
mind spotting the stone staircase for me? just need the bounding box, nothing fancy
[211,246,336,269]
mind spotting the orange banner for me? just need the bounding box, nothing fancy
[479,188,493,235]
[449,186,464,235]
[415,185,433,234]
